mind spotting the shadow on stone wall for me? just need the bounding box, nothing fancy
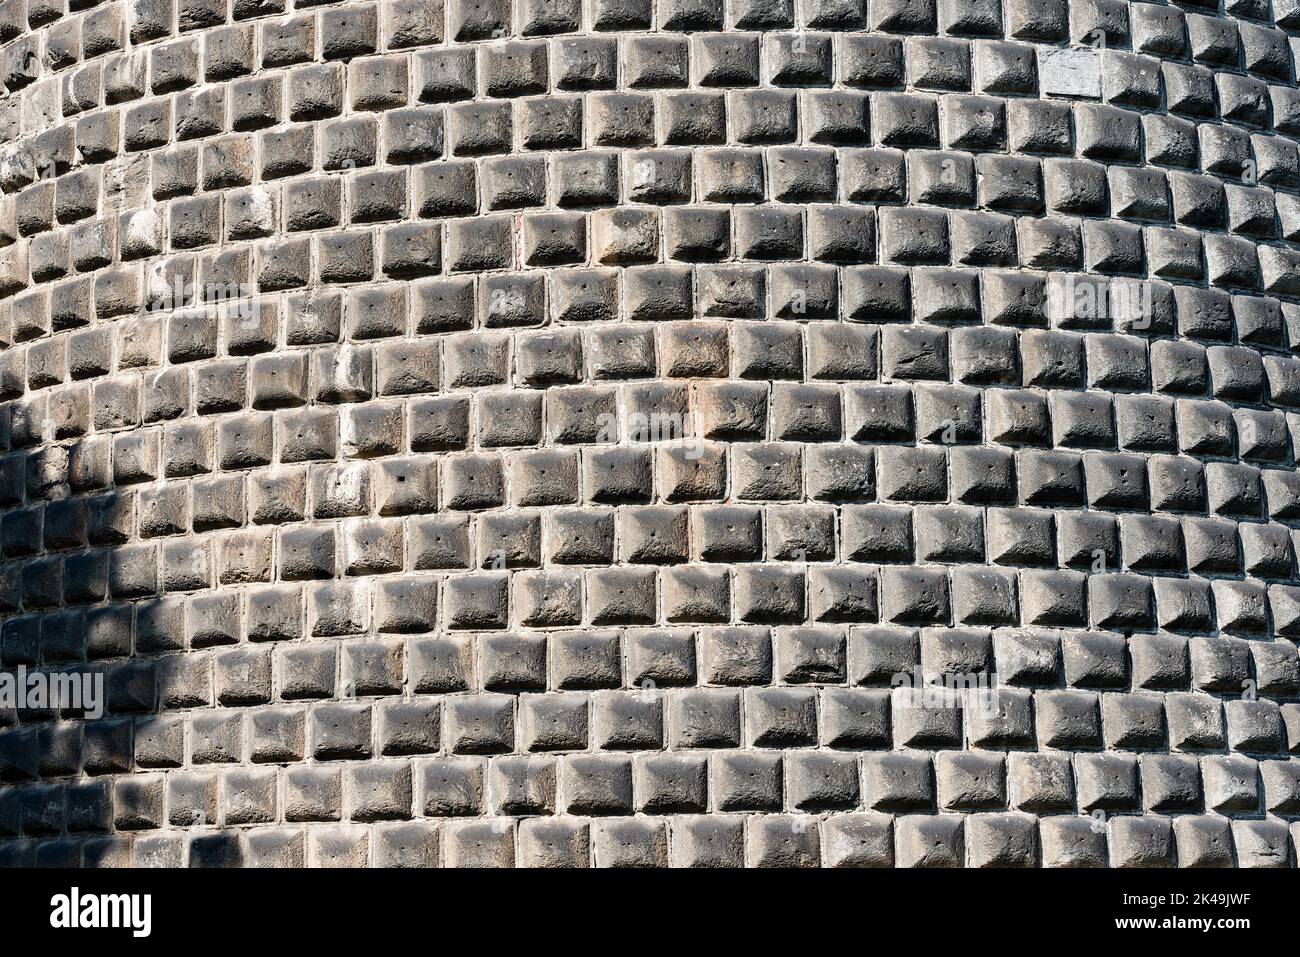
[0,431,183,866]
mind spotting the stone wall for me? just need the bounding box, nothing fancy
[1,0,1300,867]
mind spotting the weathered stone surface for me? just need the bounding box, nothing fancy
[0,0,1298,869]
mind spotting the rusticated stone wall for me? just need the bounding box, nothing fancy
[1,0,1300,868]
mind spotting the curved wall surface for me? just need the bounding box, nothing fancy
[1,0,1300,867]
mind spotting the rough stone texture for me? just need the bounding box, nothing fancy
[1,0,1300,869]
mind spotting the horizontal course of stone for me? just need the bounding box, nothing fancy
[1,0,1300,867]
